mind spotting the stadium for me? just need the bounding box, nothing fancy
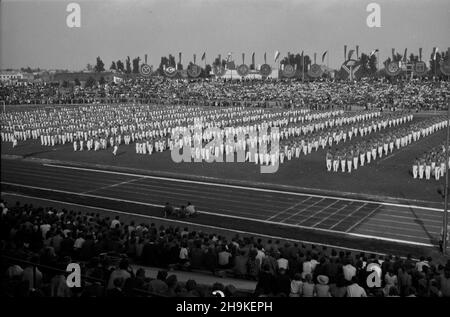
[1,0,450,301]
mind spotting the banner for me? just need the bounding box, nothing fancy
[237,64,250,77]
[259,64,272,77]
[413,61,427,76]
[308,64,323,78]
[201,52,206,61]
[139,63,152,76]
[213,65,226,77]
[282,64,296,78]
[164,66,178,78]
[187,64,202,78]
[385,61,401,76]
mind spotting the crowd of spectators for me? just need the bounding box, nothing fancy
[1,77,448,110]
[1,199,450,297]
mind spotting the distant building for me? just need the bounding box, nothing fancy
[0,71,24,82]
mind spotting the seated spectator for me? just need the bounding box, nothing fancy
[346,276,367,297]
[302,274,316,297]
[315,275,331,297]
[185,279,200,297]
[148,270,168,295]
[185,202,197,217]
[289,273,303,297]
[330,274,347,297]
[107,258,131,289]
[106,277,125,297]
[165,274,178,297]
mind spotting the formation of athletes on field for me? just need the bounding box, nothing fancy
[1,103,449,174]
[326,115,449,173]
[412,140,450,181]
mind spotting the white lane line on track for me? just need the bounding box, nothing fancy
[266,197,313,221]
[329,203,368,230]
[296,200,340,226]
[0,181,435,247]
[345,205,383,233]
[312,203,354,228]
[43,163,444,213]
[280,198,325,223]
[1,192,391,256]
[81,177,146,194]
[7,168,315,211]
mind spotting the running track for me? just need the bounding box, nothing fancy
[1,159,447,256]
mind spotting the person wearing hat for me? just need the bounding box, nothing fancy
[315,275,331,297]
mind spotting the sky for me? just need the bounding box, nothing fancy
[1,0,449,70]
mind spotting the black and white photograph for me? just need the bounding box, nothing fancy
[0,0,449,305]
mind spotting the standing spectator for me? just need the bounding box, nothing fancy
[343,259,357,282]
[255,264,276,296]
[179,241,190,269]
[233,249,248,278]
[274,268,291,296]
[218,245,232,269]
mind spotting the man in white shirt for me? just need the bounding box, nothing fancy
[346,278,367,297]
[110,216,121,229]
[277,256,289,271]
[343,260,357,282]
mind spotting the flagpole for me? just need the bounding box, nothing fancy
[443,96,450,255]
[302,54,305,82]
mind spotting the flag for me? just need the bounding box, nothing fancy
[274,50,280,62]
[369,49,379,57]
[356,45,359,59]
[264,52,267,63]
[251,52,255,67]
[193,54,197,64]
[344,45,347,60]
[242,53,245,64]
[419,48,422,61]
[348,49,355,60]
[391,48,395,59]
[322,51,328,63]
[201,52,206,61]
[433,47,439,60]
[403,48,407,61]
